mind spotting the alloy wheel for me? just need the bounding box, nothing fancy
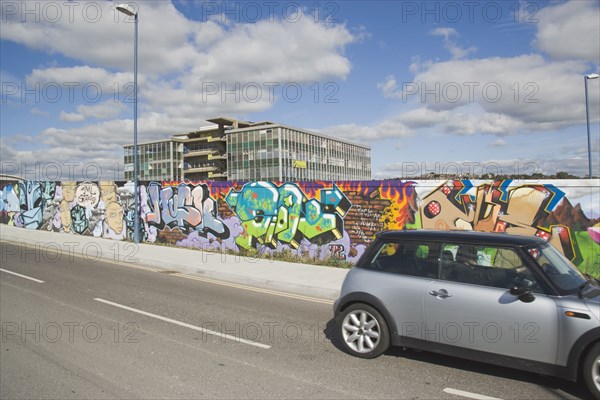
[342,310,381,353]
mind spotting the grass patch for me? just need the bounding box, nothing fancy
[140,238,353,269]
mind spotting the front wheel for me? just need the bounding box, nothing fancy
[582,342,600,399]
[339,303,390,358]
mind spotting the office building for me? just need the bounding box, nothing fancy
[123,117,371,181]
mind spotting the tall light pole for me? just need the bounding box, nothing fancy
[117,3,140,244]
[584,73,599,179]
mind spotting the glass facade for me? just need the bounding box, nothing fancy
[124,140,183,181]
[227,127,280,181]
[227,125,371,181]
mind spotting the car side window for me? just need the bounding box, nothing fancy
[438,243,542,292]
[367,240,438,278]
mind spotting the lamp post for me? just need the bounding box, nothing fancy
[584,73,599,179]
[117,3,140,244]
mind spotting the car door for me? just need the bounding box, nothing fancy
[359,239,436,341]
[422,242,560,364]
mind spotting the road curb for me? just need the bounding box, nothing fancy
[0,225,346,301]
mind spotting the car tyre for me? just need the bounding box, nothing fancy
[582,342,600,399]
[339,303,390,358]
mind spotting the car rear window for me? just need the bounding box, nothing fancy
[364,240,439,279]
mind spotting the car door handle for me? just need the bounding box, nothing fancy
[429,289,452,299]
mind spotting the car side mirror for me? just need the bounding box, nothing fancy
[510,285,535,303]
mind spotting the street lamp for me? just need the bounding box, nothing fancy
[584,73,599,179]
[117,3,140,244]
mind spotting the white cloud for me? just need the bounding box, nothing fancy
[26,66,134,95]
[59,101,125,122]
[489,139,507,147]
[430,27,457,39]
[377,75,399,99]
[431,27,477,60]
[5,2,355,82]
[8,2,357,127]
[2,1,202,75]
[30,107,49,116]
[59,111,86,122]
[378,54,598,134]
[442,111,522,136]
[193,18,355,83]
[78,101,126,120]
[533,1,600,63]
[321,105,525,142]
[319,118,412,144]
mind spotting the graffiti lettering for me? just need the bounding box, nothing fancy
[146,182,228,238]
[225,182,351,250]
[75,182,100,208]
[328,244,346,260]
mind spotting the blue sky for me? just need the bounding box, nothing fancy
[1,0,599,180]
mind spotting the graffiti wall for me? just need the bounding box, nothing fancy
[1,179,598,276]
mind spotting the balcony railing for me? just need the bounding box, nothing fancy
[184,165,220,173]
[184,135,226,143]
[183,149,219,158]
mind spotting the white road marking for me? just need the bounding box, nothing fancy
[175,273,334,305]
[443,388,503,400]
[1,239,333,305]
[0,268,45,283]
[94,297,271,349]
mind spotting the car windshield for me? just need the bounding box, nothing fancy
[526,243,587,294]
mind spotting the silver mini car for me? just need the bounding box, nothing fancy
[334,230,600,397]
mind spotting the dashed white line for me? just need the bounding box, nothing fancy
[0,268,45,283]
[443,388,503,400]
[2,239,333,305]
[93,297,271,350]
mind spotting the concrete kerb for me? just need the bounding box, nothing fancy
[0,225,347,301]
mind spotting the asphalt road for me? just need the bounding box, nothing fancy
[0,240,591,399]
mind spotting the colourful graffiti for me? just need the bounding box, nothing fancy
[419,180,580,262]
[146,182,228,238]
[224,181,351,249]
[0,179,598,277]
[0,180,134,238]
[19,181,44,229]
[329,244,346,260]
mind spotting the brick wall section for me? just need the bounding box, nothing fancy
[343,190,391,244]
[156,226,187,243]
[217,201,234,219]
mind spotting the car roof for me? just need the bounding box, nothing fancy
[376,229,547,247]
